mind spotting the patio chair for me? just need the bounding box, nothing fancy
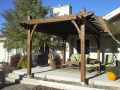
[86,64,98,73]
[102,54,114,69]
[86,58,100,71]
[94,54,114,71]
[66,54,89,69]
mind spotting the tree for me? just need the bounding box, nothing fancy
[0,0,51,54]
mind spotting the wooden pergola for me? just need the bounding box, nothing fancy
[20,8,106,84]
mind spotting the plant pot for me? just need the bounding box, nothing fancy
[107,72,117,81]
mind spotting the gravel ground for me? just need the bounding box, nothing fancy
[1,81,119,90]
[0,81,63,90]
[0,81,35,90]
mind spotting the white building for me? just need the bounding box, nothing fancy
[51,5,72,16]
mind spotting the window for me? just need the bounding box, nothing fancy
[76,39,90,54]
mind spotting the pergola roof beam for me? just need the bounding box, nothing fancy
[36,27,64,37]
[22,14,77,25]
[21,12,94,25]
[80,16,100,34]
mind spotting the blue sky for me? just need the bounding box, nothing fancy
[0,0,120,31]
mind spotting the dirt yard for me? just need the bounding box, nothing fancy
[0,81,63,90]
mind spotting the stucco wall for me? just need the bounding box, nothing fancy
[68,35,117,61]
[0,40,9,62]
[0,37,23,63]
[90,36,116,61]
[115,35,120,60]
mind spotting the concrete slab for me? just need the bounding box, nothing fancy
[12,66,120,89]
[13,66,52,75]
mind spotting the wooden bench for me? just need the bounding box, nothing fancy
[66,61,80,69]
[66,54,89,69]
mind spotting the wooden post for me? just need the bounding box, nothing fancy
[26,16,37,78]
[27,16,32,78]
[71,19,86,84]
[93,33,100,61]
[81,23,86,84]
[97,34,100,62]
[62,36,66,64]
[97,49,100,62]
[93,33,101,73]
[97,34,101,73]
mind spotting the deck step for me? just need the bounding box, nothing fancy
[22,78,39,83]
[6,77,20,83]
[21,79,105,90]
[21,77,95,90]
[34,73,46,79]
[8,73,20,79]
[20,80,39,85]
[34,74,80,83]
[38,81,105,90]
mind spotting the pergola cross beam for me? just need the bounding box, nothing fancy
[71,20,81,39]
[22,14,77,25]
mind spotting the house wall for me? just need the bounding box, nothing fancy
[68,35,78,55]
[66,34,117,61]
[51,33,118,62]
[103,7,120,60]
[50,5,72,60]
[0,37,9,62]
[0,36,23,63]
[90,35,116,61]
[115,35,120,60]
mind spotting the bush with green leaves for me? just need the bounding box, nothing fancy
[17,55,27,69]
[105,67,120,77]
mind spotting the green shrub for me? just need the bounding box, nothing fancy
[17,55,27,69]
[105,67,120,77]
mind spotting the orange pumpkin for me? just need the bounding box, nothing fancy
[107,72,117,81]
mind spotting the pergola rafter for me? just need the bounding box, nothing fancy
[80,15,100,34]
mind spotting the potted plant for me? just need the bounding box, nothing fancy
[105,67,120,81]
